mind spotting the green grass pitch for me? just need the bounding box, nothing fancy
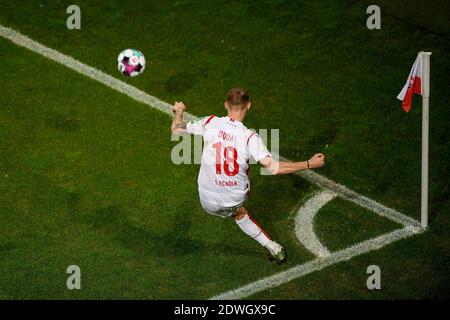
[0,0,449,299]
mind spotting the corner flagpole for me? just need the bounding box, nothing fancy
[420,51,431,228]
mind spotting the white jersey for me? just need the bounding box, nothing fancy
[187,115,271,207]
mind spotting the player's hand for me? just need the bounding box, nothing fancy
[172,101,186,114]
[308,153,325,169]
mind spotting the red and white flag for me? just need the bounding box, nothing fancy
[397,53,423,112]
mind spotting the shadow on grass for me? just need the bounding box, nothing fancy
[45,112,81,132]
[68,192,264,260]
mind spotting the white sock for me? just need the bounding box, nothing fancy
[235,213,271,247]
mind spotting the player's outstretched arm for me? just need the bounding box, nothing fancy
[259,153,325,175]
[171,101,188,135]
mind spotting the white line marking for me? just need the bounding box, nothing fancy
[0,24,196,123]
[0,24,425,300]
[295,190,336,257]
[277,155,422,229]
[210,225,423,300]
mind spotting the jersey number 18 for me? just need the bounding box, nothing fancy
[212,142,239,176]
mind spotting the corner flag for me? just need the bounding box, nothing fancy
[397,52,431,228]
[397,53,423,112]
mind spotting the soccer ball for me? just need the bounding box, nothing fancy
[117,49,146,77]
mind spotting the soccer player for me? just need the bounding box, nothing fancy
[171,88,325,263]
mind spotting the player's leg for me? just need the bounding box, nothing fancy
[198,193,285,263]
[233,207,270,246]
[233,207,286,263]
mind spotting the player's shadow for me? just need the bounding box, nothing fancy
[215,241,265,260]
[69,192,268,260]
[164,72,195,94]
[45,111,81,132]
[75,203,204,257]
